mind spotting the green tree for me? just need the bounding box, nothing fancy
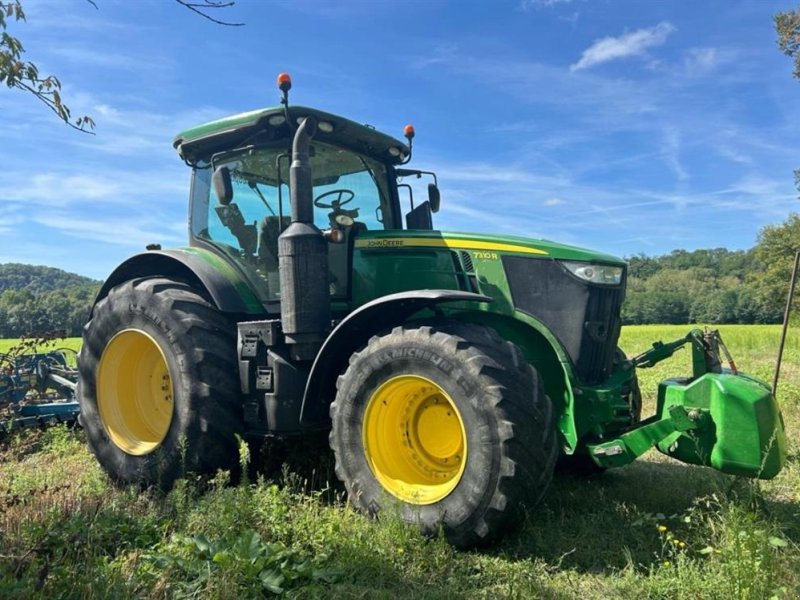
[776,7,800,78]
[0,264,100,337]
[622,248,760,324]
[690,277,740,324]
[775,6,800,193]
[626,253,661,279]
[748,213,800,322]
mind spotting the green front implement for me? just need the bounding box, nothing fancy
[589,330,787,479]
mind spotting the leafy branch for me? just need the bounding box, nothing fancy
[175,0,244,26]
[775,7,800,195]
[775,8,800,79]
[0,1,94,132]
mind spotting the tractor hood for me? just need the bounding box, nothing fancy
[351,229,627,386]
[353,230,626,265]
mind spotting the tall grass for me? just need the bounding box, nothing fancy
[1,326,798,598]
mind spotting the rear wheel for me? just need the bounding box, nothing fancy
[329,322,557,548]
[77,277,243,489]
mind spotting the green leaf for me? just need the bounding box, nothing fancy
[698,546,715,555]
[235,529,263,562]
[260,570,285,594]
[192,534,212,556]
[312,568,341,583]
[769,536,789,548]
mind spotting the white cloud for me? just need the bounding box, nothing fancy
[520,0,575,9]
[716,176,783,197]
[570,22,675,72]
[662,127,688,182]
[684,47,719,75]
[434,162,570,188]
[713,144,752,166]
[410,43,460,69]
[0,171,185,207]
[50,46,146,71]
[23,0,153,34]
[559,11,581,27]
[0,174,122,205]
[0,212,24,235]
[543,197,564,206]
[32,213,185,247]
[71,100,227,157]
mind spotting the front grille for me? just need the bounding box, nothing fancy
[502,256,626,385]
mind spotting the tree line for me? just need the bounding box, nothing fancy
[623,214,799,325]
[0,263,100,338]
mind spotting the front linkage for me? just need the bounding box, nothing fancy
[589,330,787,479]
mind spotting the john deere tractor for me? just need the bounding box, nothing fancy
[77,75,787,548]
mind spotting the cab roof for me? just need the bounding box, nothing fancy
[173,105,411,166]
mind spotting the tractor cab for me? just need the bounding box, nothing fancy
[174,86,440,309]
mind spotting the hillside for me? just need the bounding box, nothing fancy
[0,263,101,338]
[0,263,99,294]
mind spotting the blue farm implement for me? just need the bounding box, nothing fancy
[0,349,80,434]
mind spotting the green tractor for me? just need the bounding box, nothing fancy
[77,74,787,548]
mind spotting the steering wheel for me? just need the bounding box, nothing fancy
[314,189,355,209]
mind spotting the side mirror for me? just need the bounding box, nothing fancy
[213,166,233,206]
[428,183,440,213]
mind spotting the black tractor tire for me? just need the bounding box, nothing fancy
[616,347,643,425]
[77,277,243,490]
[329,321,558,548]
[626,373,643,424]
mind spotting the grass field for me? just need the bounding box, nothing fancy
[1,325,798,598]
[0,338,82,354]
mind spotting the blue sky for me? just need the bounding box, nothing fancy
[1,0,798,280]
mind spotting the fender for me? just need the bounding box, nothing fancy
[299,290,492,426]
[93,248,264,315]
[453,309,581,452]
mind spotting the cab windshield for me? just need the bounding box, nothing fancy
[190,142,393,302]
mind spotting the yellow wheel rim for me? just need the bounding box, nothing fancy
[97,329,174,456]
[362,375,467,505]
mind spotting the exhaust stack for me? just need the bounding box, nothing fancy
[278,116,330,355]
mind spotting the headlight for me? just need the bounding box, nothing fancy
[561,261,623,285]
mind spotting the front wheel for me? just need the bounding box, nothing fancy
[77,277,243,489]
[329,322,557,548]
